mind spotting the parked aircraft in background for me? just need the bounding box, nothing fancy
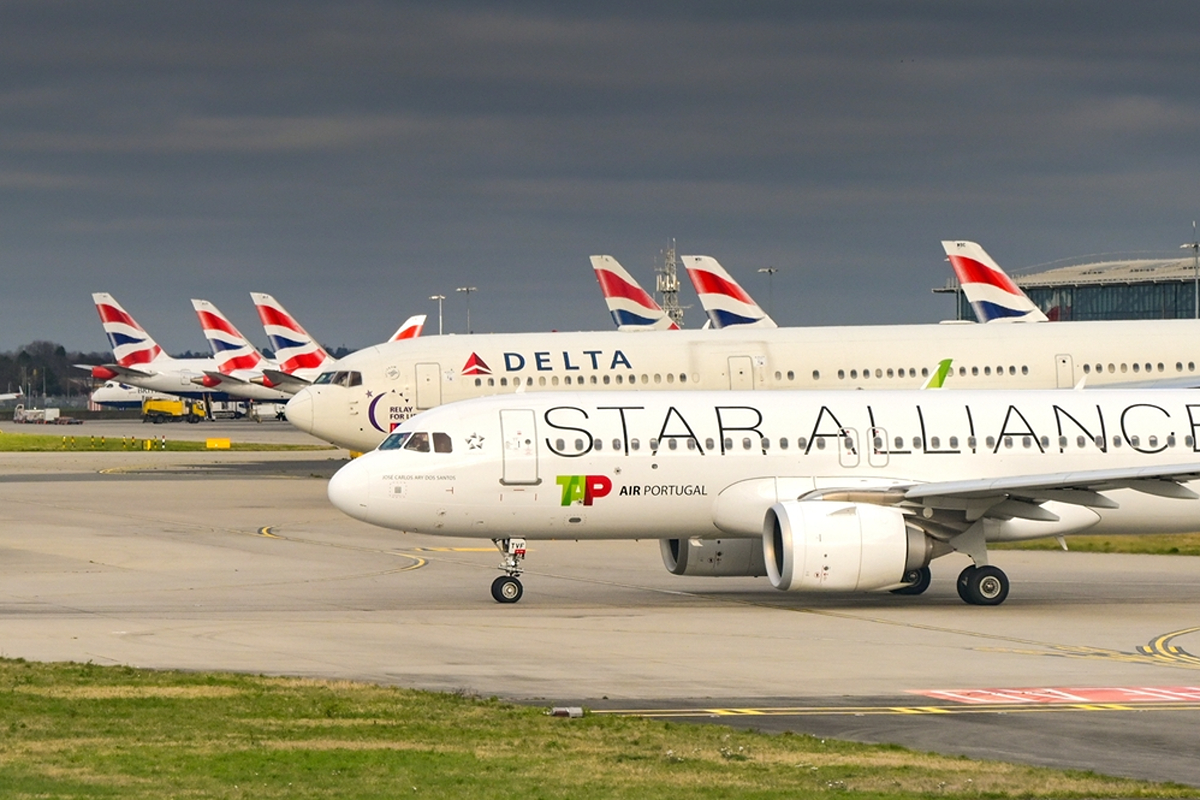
[86,293,241,400]
[285,315,1200,452]
[190,300,291,401]
[389,314,427,341]
[590,256,678,331]
[681,256,777,328]
[89,380,174,409]
[943,240,1049,323]
[328,388,1200,604]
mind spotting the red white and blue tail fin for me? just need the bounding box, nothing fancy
[92,293,165,367]
[590,255,679,331]
[680,256,777,328]
[191,299,266,375]
[389,314,427,341]
[942,241,1048,323]
[250,293,333,374]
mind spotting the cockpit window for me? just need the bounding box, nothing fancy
[344,371,362,387]
[403,432,430,452]
[314,371,363,387]
[432,432,452,453]
[313,372,336,385]
[379,432,411,450]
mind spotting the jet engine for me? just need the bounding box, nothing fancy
[660,537,767,577]
[763,501,932,592]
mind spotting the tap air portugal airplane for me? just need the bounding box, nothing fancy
[285,317,1200,452]
[943,240,1048,323]
[328,388,1200,605]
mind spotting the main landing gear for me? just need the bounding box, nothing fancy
[956,565,1009,606]
[491,538,527,604]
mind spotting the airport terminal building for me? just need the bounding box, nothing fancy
[937,251,1200,322]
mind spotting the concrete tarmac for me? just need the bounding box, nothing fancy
[2,449,1199,785]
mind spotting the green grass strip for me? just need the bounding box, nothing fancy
[0,658,1193,799]
[0,432,334,452]
[994,532,1200,556]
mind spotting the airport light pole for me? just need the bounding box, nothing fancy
[456,286,477,334]
[757,267,778,317]
[1184,221,1199,319]
[429,294,445,335]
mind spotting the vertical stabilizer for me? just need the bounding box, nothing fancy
[92,293,165,366]
[590,255,679,330]
[191,299,266,374]
[250,293,333,373]
[390,315,427,341]
[942,241,1048,323]
[680,256,777,328]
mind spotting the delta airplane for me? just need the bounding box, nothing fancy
[328,388,1200,605]
[591,256,678,331]
[285,312,1200,452]
[86,293,244,400]
[943,240,1049,323]
[682,256,777,328]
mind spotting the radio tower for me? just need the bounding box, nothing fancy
[655,239,687,328]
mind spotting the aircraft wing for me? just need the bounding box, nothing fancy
[1088,375,1200,390]
[198,370,251,386]
[256,369,311,394]
[76,363,156,379]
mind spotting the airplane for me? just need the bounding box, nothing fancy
[327,387,1200,605]
[681,255,777,328]
[0,389,22,402]
[285,316,1200,452]
[190,299,292,401]
[590,255,679,331]
[251,292,427,394]
[85,293,244,400]
[90,380,175,409]
[943,240,1049,323]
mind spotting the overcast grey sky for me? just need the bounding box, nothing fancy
[3,1,1199,353]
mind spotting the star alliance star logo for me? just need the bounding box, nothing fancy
[466,433,485,450]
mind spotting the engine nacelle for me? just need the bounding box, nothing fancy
[763,500,931,592]
[660,537,767,578]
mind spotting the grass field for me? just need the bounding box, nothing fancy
[0,431,334,452]
[0,659,1193,799]
[994,532,1200,556]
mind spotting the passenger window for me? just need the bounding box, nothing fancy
[433,433,453,453]
[797,437,808,449]
[742,438,752,450]
[706,438,715,450]
[630,438,640,451]
[404,432,430,452]
[967,436,977,449]
[574,439,585,452]
[930,436,940,449]
[894,436,903,449]
[985,436,995,448]
[816,438,826,450]
[594,439,603,451]
[949,436,958,448]
[612,438,621,451]
[780,437,789,450]
[668,438,678,450]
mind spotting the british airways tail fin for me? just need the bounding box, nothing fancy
[250,293,333,374]
[590,255,679,331]
[191,299,266,375]
[942,241,1048,323]
[680,256,777,329]
[91,293,166,367]
[389,314,427,341]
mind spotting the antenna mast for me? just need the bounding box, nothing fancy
[655,239,686,328]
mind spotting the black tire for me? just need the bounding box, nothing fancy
[491,576,523,604]
[891,566,932,595]
[956,565,976,603]
[958,564,1009,605]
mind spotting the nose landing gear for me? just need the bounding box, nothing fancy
[491,538,527,603]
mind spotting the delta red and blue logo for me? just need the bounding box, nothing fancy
[462,353,491,376]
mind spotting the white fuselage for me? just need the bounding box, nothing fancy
[290,319,1200,451]
[329,389,1200,543]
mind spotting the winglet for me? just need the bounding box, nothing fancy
[942,241,1048,323]
[590,255,679,330]
[680,256,777,328]
[922,359,954,389]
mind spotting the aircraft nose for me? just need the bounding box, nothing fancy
[285,389,314,433]
[328,456,370,521]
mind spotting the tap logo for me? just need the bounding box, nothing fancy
[556,475,613,506]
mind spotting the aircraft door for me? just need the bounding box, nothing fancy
[500,408,540,485]
[838,428,860,468]
[728,356,754,390]
[415,363,442,409]
[1055,354,1074,388]
[867,427,889,468]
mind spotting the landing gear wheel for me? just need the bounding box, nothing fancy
[957,565,1009,606]
[891,566,932,595]
[491,575,523,604]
